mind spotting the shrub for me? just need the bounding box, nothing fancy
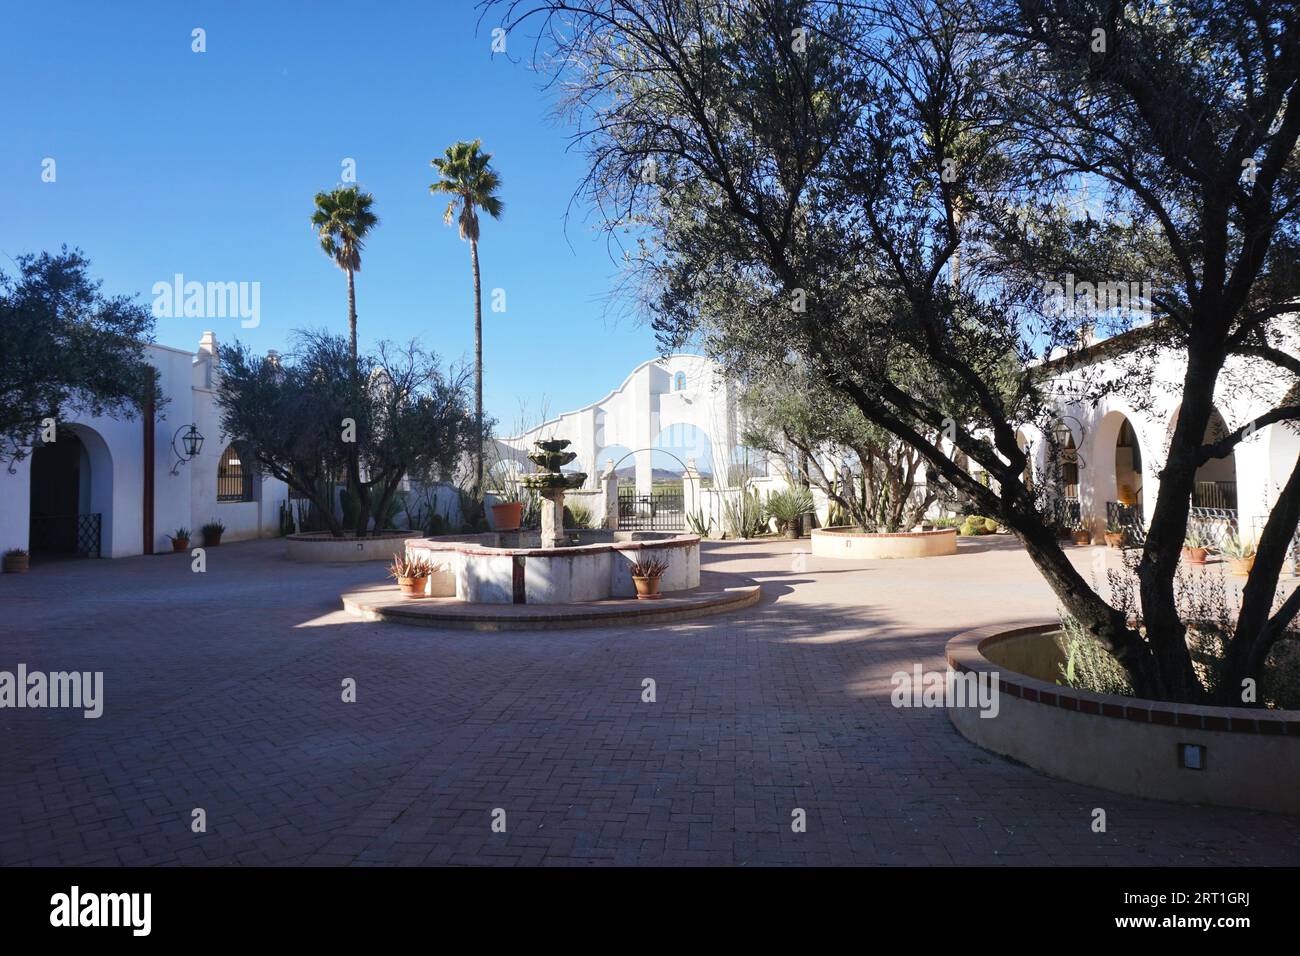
[1055,617,1134,697]
[765,488,815,532]
[564,502,593,529]
[983,517,998,533]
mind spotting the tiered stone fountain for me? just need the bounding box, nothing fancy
[519,439,587,549]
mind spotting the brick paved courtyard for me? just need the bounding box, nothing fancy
[2,536,1297,866]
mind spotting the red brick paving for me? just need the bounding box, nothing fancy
[0,536,1297,866]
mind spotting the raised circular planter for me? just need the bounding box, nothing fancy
[405,530,700,604]
[810,526,957,560]
[285,531,422,563]
[946,623,1300,815]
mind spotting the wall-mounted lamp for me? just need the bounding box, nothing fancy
[170,423,205,475]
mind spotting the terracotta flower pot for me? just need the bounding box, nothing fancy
[1072,530,1091,545]
[632,575,662,600]
[1228,556,1255,577]
[3,553,30,574]
[171,538,190,552]
[203,532,223,547]
[491,502,523,532]
[1182,546,1208,565]
[397,575,428,598]
[1104,531,1126,549]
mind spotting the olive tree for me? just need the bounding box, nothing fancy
[490,0,1300,703]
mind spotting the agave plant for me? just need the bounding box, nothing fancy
[1221,534,1256,560]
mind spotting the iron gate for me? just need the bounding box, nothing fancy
[29,513,102,558]
[618,486,685,530]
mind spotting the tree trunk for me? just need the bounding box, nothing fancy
[1135,349,1225,702]
[347,268,358,367]
[1219,451,1300,703]
[470,236,484,498]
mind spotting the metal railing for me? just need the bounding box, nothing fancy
[1192,480,1237,511]
[1187,506,1239,550]
[1106,501,1146,544]
[29,513,102,558]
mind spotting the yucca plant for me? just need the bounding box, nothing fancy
[1222,534,1256,560]
[765,488,815,538]
[629,555,670,578]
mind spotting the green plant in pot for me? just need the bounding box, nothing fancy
[1222,534,1256,576]
[387,552,435,598]
[1071,521,1092,545]
[766,488,815,539]
[1104,520,1128,549]
[201,520,226,547]
[168,528,191,552]
[1182,527,1209,565]
[629,554,670,600]
[3,548,30,574]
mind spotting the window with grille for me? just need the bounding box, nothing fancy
[217,444,254,502]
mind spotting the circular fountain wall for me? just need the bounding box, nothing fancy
[406,531,701,605]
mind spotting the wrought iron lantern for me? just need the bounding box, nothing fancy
[170,423,205,475]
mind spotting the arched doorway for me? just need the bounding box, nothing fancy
[28,425,111,558]
[1092,409,1146,540]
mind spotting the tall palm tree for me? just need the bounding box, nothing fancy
[310,185,379,367]
[430,139,503,495]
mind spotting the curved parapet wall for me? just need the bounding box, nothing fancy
[406,531,701,604]
[285,531,422,563]
[946,623,1300,815]
[811,526,957,559]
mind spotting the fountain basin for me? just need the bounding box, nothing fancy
[406,530,700,604]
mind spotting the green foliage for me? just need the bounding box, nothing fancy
[765,487,815,525]
[201,520,226,537]
[721,488,768,539]
[218,333,475,537]
[0,248,162,459]
[959,515,994,536]
[686,509,713,537]
[564,502,593,529]
[1055,617,1135,698]
[1222,534,1256,560]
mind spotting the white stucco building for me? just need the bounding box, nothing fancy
[496,354,742,493]
[1,331,290,559]
[1004,328,1299,545]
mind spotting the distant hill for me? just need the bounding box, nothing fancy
[611,466,708,481]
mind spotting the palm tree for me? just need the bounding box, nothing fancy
[310,186,379,367]
[430,139,503,495]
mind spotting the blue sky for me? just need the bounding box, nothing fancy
[1,0,671,437]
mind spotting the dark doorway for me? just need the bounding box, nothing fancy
[29,431,88,557]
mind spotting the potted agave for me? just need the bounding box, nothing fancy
[201,520,226,547]
[1222,534,1256,576]
[1181,528,1209,565]
[1103,520,1128,549]
[629,554,670,600]
[168,528,191,552]
[1071,522,1092,546]
[3,548,30,574]
[388,552,434,598]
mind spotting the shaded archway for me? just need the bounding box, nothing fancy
[1092,409,1147,539]
[28,424,112,558]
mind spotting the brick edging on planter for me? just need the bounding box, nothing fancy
[945,622,1300,736]
[813,526,958,540]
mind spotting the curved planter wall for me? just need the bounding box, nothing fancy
[946,623,1300,815]
[285,532,421,563]
[811,526,957,559]
[407,531,700,604]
